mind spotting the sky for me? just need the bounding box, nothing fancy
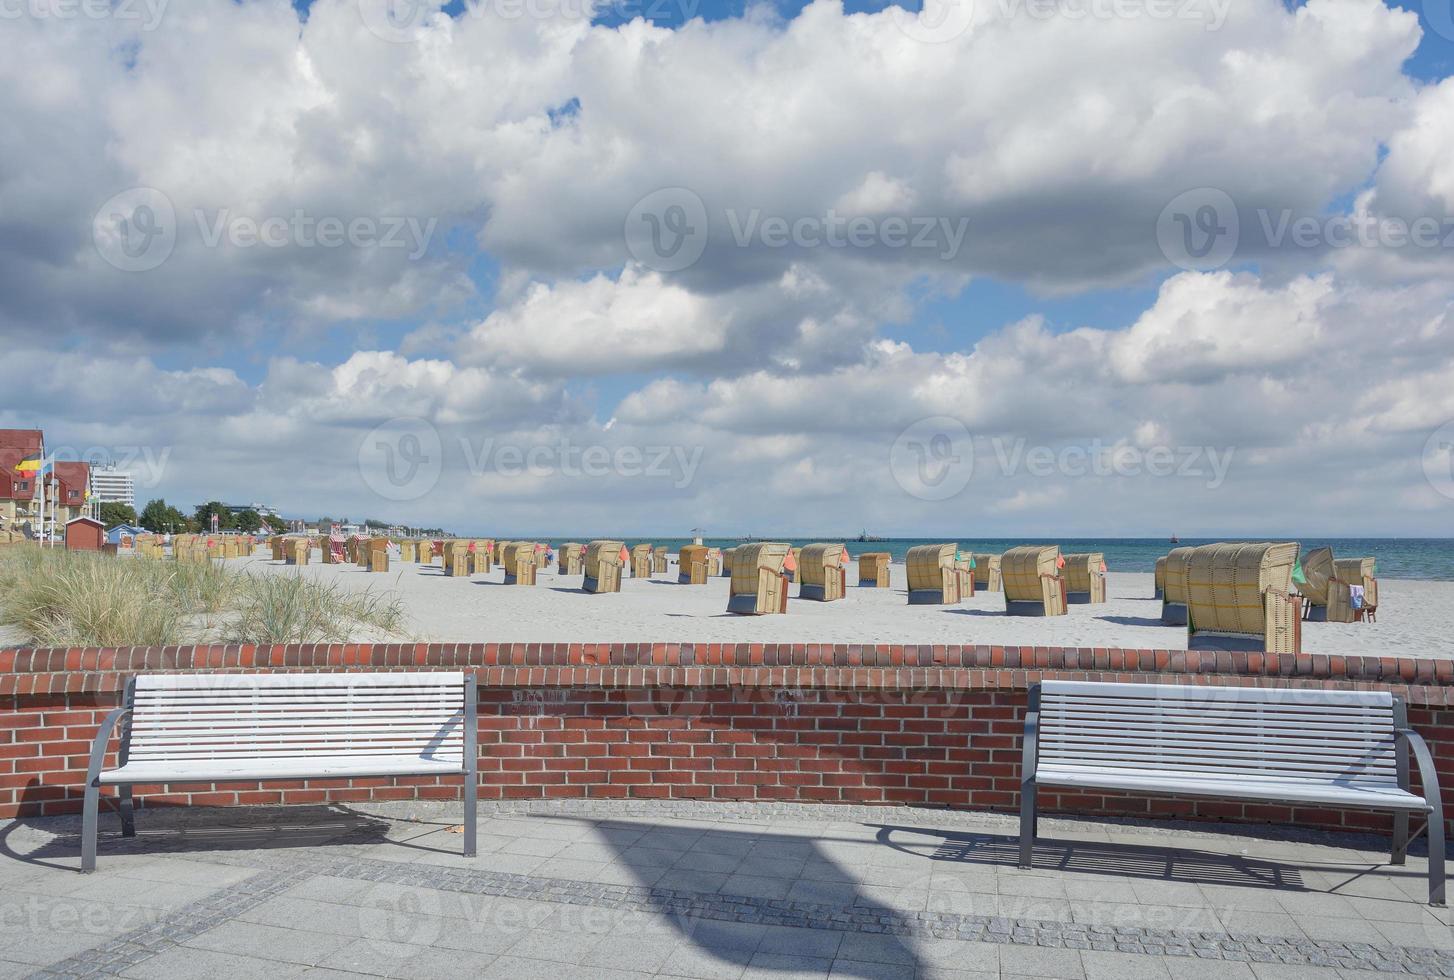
[3,0,1454,537]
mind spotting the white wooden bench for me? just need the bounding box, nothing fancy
[1019,680,1446,905]
[82,671,477,872]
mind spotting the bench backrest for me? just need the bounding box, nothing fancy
[1035,681,1401,788]
[124,672,469,767]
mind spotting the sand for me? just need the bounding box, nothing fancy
[223,554,1448,658]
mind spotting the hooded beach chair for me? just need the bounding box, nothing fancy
[1160,547,1195,624]
[631,544,653,578]
[1153,556,1166,599]
[583,540,625,593]
[1335,557,1379,622]
[445,541,471,577]
[727,542,791,615]
[705,547,723,577]
[501,541,538,585]
[857,552,891,588]
[1001,545,1066,616]
[1186,540,1302,648]
[473,540,495,575]
[905,543,960,605]
[1062,553,1106,604]
[652,545,669,574]
[799,543,848,601]
[678,544,711,584]
[955,552,976,598]
[1296,546,1356,623]
[972,553,1001,593]
[1186,542,1301,653]
[720,547,736,577]
[559,542,584,575]
[367,538,390,573]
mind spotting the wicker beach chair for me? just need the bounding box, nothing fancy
[1334,557,1379,621]
[653,545,669,574]
[1062,553,1106,604]
[971,553,1002,593]
[727,542,791,615]
[678,544,711,584]
[444,541,470,577]
[857,552,891,588]
[289,537,310,567]
[583,540,625,593]
[1153,556,1166,599]
[1160,547,1195,625]
[367,538,390,573]
[472,540,493,574]
[905,544,961,605]
[706,548,723,577]
[720,547,737,577]
[1296,547,1356,623]
[1186,542,1301,653]
[501,541,538,585]
[559,542,585,575]
[955,553,976,599]
[799,544,847,602]
[270,537,285,561]
[1001,545,1066,616]
[631,544,653,578]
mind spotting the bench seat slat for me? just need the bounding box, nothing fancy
[99,756,463,784]
[1038,681,1395,707]
[1034,764,1425,809]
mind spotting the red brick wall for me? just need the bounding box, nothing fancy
[2,643,1450,834]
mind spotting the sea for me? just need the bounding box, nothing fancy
[519,538,1454,581]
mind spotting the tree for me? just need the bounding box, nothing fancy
[98,502,137,528]
[234,509,262,533]
[193,501,236,533]
[138,498,189,534]
[262,514,287,534]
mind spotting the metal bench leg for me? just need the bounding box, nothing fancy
[463,771,477,858]
[1392,811,1409,865]
[81,781,99,873]
[1018,780,1037,869]
[119,785,136,838]
[1430,812,1446,907]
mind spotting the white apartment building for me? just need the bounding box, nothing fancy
[90,465,136,509]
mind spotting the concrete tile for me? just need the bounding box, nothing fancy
[1079,949,1171,980]
[1289,914,1386,944]
[659,944,750,980]
[834,933,917,966]
[1166,960,1256,980]
[742,953,832,979]
[497,926,602,963]
[483,955,651,980]
[826,958,914,979]
[184,920,355,965]
[720,874,792,900]
[122,946,310,980]
[997,944,1085,979]
[582,935,680,972]
[755,925,843,959]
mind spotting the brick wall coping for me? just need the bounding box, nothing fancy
[2,643,1449,703]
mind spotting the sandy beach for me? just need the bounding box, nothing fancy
[195,553,1445,658]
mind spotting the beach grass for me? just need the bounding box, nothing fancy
[0,547,407,647]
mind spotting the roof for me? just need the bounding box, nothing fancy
[0,430,42,454]
[0,450,37,502]
[65,517,103,528]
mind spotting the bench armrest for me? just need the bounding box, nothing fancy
[1021,708,1040,780]
[1397,728,1444,817]
[86,706,131,789]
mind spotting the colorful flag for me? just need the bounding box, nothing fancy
[12,453,41,473]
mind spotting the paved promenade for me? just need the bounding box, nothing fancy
[3,801,1451,979]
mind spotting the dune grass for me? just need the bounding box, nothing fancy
[0,547,407,647]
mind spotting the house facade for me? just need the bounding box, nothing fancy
[0,429,42,536]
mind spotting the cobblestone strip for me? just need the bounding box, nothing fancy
[226,850,1454,975]
[24,867,315,979]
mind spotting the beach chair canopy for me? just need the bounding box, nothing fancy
[1185,541,1299,636]
[905,544,957,592]
[1001,545,1060,602]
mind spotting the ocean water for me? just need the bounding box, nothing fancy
[525,537,1454,581]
